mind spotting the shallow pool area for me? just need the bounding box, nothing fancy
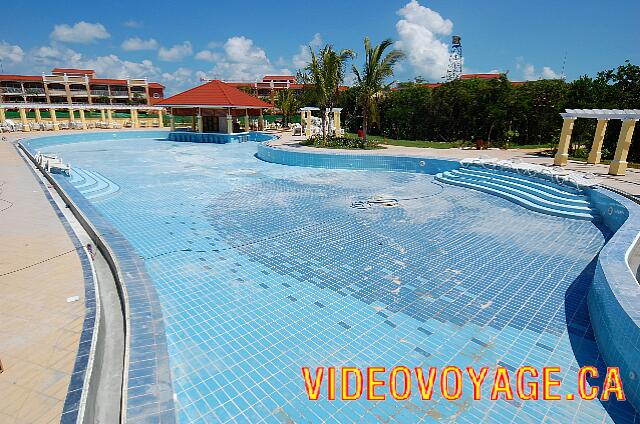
[23,132,640,423]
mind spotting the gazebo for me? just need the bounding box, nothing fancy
[299,106,343,138]
[157,80,272,142]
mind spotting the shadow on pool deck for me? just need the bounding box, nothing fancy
[564,257,639,423]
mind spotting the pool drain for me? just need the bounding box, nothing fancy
[351,196,399,209]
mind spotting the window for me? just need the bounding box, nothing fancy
[153,93,160,98]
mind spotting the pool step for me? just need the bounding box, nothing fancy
[435,167,599,221]
[70,168,120,201]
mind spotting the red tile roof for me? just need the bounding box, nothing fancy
[263,75,295,81]
[0,74,42,81]
[148,82,165,88]
[460,73,503,80]
[157,80,272,108]
[52,68,95,75]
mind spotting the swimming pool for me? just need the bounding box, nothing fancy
[24,131,639,423]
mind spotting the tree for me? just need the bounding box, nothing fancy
[306,44,354,141]
[275,89,298,126]
[352,37,404,143]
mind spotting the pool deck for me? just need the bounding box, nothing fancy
[0,140,86,423]
[270,132,640,197]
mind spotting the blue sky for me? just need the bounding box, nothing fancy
[1,0,638,94]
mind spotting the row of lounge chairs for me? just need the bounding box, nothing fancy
[35,152,71,176]
[0,119,162,132]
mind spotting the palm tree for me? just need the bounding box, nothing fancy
[275,89,298,127]
[353,38,404,143]
[306,44,354,141]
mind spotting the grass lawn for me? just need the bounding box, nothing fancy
[345,133,555,150]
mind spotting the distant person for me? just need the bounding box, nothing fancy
[357,127,364,139]
[473,135,484,150]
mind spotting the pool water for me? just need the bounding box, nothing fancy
[37,135,637,423]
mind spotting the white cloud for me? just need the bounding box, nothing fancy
[292,33,322,69]
[517,57,561,80]
[158,41,193,61]
[196,36,291,82]
[224,36,268,64]
[395,0,453,81]
[0,41,24,63]
[50,21,110,43]
[123,20,143,28]
[195,49,221,62]
[122,37,158,51]
[161,67,194,92]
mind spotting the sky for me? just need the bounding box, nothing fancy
[0,0,638,95]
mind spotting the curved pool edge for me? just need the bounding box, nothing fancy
[18,133,177,423]
[588,186,640,410]
[258,141,640,414]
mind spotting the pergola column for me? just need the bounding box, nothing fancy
[49,108,59,130]
[79,109,87,129]
[305,111,312,137]
[587,119,609,164]
[34,108,42,123]
[68,108,75,125]
[0,107,5,122]
[258,109,264,130]
[300,110,305,131]
[244,109,250,131]
[100,109,106,122]
[334,110,341,136]
[19,108,30,131]
[553,117,576,166]
[608,119,638,176]
[106,109,113,126]
[158,109,164,128]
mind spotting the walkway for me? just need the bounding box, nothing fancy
[270,132,640,196]
[0,140,85,423]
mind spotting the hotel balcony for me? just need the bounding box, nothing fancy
[111,91,130,98]
[47,89,68,96]
[1,86,25,94]
[90,90,111,96]
[69,89,88,95]
[25,88,46,96]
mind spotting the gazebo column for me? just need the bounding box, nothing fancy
[34,108,42,123]
[258,109,264,130]
[158,109,164,128]
[553,117,576,166]
[49,108,59,130]
[0,107,5,122]
[587,119,609,164]
[19,108,30,131]
[244,109,250,131]
[226,112,233,134]
[608,119,638,176]
[305,111,312,137]
[79,109,87,129]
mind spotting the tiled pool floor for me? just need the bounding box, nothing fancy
[43,137,638,423]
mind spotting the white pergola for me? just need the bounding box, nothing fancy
[554,109,640,175]
[299,106,342,138]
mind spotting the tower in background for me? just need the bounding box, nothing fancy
[445,35,463,82]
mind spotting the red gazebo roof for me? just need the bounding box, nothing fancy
[157,80,272,109]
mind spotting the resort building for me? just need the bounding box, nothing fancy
[226,75,348,104]
[0,68,164,106]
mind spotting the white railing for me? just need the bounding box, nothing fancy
[91,90,110,96]
[1,87,24,94]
